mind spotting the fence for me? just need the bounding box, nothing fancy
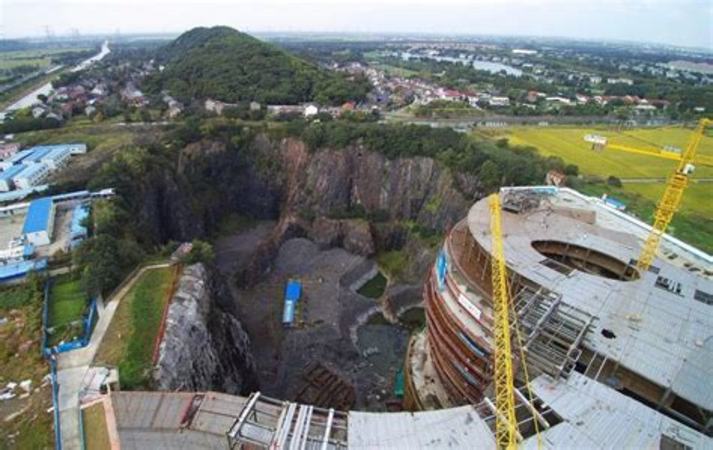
[42,277,99,357]
[48,355,62,450]
[51,299,98,354]
[41,280,51,356]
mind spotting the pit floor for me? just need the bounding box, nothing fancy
[215,225,420,411]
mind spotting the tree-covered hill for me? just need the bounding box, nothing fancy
[145,26,370,105]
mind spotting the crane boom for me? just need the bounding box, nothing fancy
[636,119,710,270]
[604,143,713,167]
[488,193,518,450]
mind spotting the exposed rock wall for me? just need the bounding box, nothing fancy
[138,135,478,242]
[153,263,258,394]
[129,134,481,285]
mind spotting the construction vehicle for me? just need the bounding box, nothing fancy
[583,119,712,271]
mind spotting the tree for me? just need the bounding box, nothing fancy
[478,160,501,191]
[607,176,623,187]
[564,164,579,176]
[183,240,214,264]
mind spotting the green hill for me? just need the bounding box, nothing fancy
[147,26,369,105]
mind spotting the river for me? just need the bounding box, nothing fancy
[0,41,111,121]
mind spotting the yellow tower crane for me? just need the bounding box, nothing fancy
[583,118,712,271]
[488,193,518,450]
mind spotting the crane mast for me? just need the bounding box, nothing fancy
[636,118,710,271]
[488,193,518,450]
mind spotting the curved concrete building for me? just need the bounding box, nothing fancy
[407,187,713,435]
[95,187,713,449]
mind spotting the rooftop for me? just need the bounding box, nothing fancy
[0,164,27,181]
[13,163,48,180]
[466,186,713,412]
[108,370,713,449]
[70,204,89,237]
[22,197,53,235]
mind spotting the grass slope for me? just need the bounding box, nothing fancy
[94,266,176,389]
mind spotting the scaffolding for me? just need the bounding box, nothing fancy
[513,286,594,381]
[227,392,348,450]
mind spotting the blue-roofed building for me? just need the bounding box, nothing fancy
[283,279,302,327]
[12,163,50,190]
[23,145,72,170]
[22,197,55,246]
[68,203,89,250]
[0,185,49,204]
[24,146,52,163]
[603,195,627,211]
[0,164,27,191]
[285,280,302,302]
[0,258,47,282]
[41,146,72,170]
[0,149,34,170]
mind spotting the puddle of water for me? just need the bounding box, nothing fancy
[357,271,387,298]
[399,307,425,331]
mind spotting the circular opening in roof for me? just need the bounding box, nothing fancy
[532,240,640,281]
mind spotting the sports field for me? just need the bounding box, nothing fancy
[481,125,713,216]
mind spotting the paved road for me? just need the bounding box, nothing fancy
[55,262,171,450]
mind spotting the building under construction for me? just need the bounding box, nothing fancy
[101,186,713,449]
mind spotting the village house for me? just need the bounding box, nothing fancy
[488,97,510,107]
[0,143,21,160]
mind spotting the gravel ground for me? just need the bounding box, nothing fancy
[220,232,417,411]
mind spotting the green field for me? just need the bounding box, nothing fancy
[94,266,176,389]
[624,182,713,217]
[0,47,90,70]
[482,125,713,216]
[49,274,88,327]
[48,274,89,345]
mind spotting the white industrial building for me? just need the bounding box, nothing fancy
[12,163,50,190]
[38,147,72,170]
[0,149,33,170]
[0,165,27,192]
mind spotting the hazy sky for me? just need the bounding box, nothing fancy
[2,0,712,49]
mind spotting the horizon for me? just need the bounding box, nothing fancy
[2,0,712,50]
[4,28,712,55]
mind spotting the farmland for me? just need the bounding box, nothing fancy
[479,125,713,216]
[0,46,90,73]
[476,125,713,252]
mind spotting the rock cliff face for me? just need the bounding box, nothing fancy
[153,263,258,394]
[138,134,478,242]
[277,138,475,231]
[131,134,481,284]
